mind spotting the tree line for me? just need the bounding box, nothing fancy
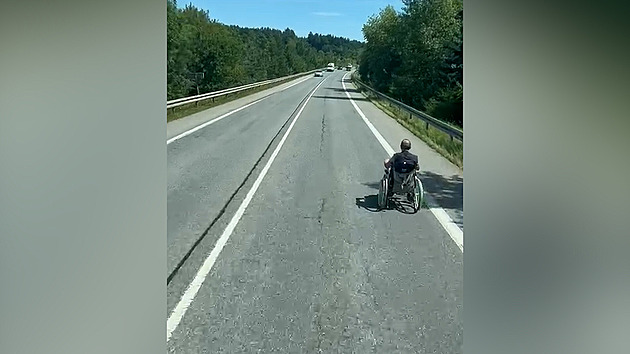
[358,0,463,126]
[167,1,363,100]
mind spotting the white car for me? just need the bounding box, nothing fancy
[314,71,324,77]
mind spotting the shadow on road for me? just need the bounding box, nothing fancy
[355,193,418,214]
[311,95,369,102]
[362,181,381,190]
[418,171,463,229]
[355,195,380,212]
[419,171,462,211]
[358,181,419,214]
[326,87,360,94]
[390,197,417,214]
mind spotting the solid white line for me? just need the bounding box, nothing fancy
[341,72,463,252]
[166,76,312,145]
[166,76,328,342]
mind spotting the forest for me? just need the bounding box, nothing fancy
[167,0,363,100]
[358,0,463,126]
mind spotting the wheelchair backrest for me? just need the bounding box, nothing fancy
[393,160,417,174]
[392,170,414,185]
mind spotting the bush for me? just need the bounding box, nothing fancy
[424,83,462,126]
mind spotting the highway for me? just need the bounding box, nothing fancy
[166,70,463,353]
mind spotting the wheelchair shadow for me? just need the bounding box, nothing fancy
[389,198,417,214]
[357,181,419,214]
[362,181,381,190]
[355,195,380,212]
[355,194,418,214]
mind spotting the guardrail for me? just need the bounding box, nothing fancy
[350,72,463,141]
[167,68,325,110]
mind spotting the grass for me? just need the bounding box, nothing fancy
[166,74,311,123]
[356,86,463,169]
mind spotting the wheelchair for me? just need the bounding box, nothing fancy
[377,164,424,213]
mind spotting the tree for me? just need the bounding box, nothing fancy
[358,0,463,125]
[359,6,403,92]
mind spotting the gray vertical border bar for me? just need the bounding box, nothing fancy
[465,0,630,354]
[0,1,166,353]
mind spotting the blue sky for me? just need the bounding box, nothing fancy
[175,0,404,42]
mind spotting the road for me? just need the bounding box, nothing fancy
[167,70,463,353]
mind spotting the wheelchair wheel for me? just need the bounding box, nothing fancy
[412,175,424,213]
[378,176,389,210]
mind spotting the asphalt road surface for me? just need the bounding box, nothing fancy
[167,70,463,353]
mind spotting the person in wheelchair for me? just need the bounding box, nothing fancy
[384,139,419,200]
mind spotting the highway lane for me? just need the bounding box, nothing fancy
[167,70,463,353]
[167,74,327,276]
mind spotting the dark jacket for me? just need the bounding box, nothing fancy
[391,150,419,173]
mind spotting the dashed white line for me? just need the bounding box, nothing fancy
[341,72,463,252]
[166,76,329,342]
[167,76,312,145]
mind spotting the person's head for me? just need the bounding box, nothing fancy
[400,139,411,151]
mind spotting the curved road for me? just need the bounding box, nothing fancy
[167,70,463,353]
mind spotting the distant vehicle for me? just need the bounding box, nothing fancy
[314,71,324,77]
[346,64,353,71]
[327,62,335,72]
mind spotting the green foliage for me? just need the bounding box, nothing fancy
[359,5,402,92]
[359,0,463,126]
[306,32,363,65]
[167,1,363,100]
[424,83,463,126]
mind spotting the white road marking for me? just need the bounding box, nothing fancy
[166,76,329,342]
[167,98,265,144]
[341,72,463,252]
[167,76,312,145]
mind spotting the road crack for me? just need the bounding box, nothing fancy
[319,113,326,153]
[317,198,326,230]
